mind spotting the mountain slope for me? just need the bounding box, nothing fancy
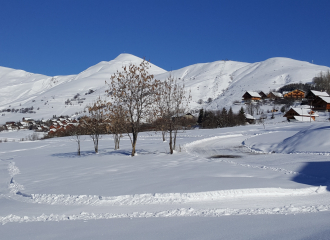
[0,54,329,124]
[0,54,166,123]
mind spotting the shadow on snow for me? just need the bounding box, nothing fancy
[51,148,159,158]
[292,161,330,191]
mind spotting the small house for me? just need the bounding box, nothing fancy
[312,96,330,111]
[267,92,283,99]
[258,91,268,99]
[283,107,318,121]
[242,91,261,101]
[305,90,329,102]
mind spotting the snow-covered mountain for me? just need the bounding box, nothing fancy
[1,53,329,123]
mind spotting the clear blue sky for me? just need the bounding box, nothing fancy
[1,0,330,76]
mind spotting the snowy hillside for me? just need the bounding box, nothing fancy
[207,58,330,110]
[0,54,166,123]
[1,53,329,123]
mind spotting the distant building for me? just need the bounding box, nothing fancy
[283,107,318,121]
[267,92,283,99]
[312,96,330,111]
[242,91,261,101]
[258,91,268,99]
[305,90,329,102]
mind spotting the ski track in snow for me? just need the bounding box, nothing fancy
[2,204,330,225]
[184,133,300,175]
[2,133,330,224]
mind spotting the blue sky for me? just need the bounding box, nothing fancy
[1,0,330,76]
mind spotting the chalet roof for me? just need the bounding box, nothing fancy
[246,91,261,98]
[270,92,283,97]
[310,90,329,97]
[316,96,330,103]
[291,107,319,117]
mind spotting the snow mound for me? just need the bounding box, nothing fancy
[244,123,330,154]
[275,123,330,154]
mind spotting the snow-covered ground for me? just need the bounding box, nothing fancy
[1,121,330,239]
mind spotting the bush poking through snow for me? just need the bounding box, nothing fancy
[25,133,40,141]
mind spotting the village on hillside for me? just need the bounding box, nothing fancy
[241,89,330,123]
[1,86,330,138]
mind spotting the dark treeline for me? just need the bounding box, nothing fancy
[278,83,316,94]
[197,107,245,129]
[278,70,330,94]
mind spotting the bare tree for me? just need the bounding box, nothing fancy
[245,102,254,116]
[254,102,262,115]
[83,98,107,153]
[107,59,161,156]
[67,123,85,156]
[158,76,190,154]
[106,104,128,150]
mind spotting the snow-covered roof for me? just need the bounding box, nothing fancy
[310,90,329,97]
[246,91,261,98]
[270,92,283,97]
[244,113,256,120]
[291,108,319,117]
[317,96,330,103]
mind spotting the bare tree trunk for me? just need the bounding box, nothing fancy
[162,130,166,142]
[93,136,99,153]
[114,133,120,150]
[77,139,80,156]
[173,129,178,151]
[169,130,173,154]
[131,132,137,156]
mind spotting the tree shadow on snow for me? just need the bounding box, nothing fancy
[292,162,330,191]
[51,148,158,158]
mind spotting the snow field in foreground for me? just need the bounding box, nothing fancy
[0,121,330,240]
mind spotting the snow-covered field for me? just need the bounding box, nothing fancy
[1,121,330,239]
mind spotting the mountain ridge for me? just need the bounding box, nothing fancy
[0,53,329,124]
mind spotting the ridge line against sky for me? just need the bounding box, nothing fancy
[1,0,330,76]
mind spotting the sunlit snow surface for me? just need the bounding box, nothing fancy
[1,121,330,239]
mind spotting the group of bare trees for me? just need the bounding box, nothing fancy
[312,70,330,94]
[70,59,190,156]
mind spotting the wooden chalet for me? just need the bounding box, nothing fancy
[283,107,318,121]
[283,89,305,99]
[242,91,261,101]
[267,92,283,100]
[258,91,268,99]
[312,96,330,111]
[305,90,329,102]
